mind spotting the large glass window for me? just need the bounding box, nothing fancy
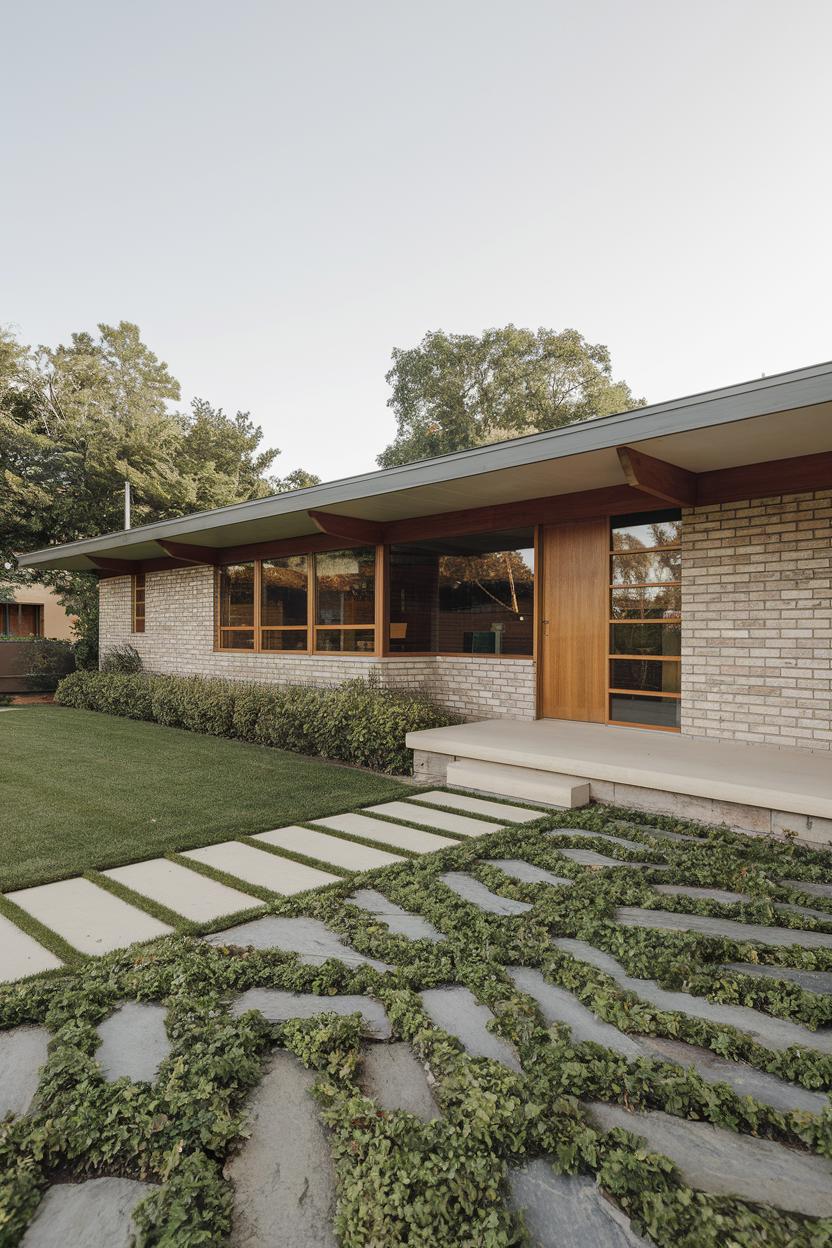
[314,547,376,651]
[262,556,308,650]
[608,510,681,730]
[131,573,146,634]
[218,563,255,649]
[389,530,534,655]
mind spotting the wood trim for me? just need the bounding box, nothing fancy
[224,532,364,564]
[157,539,220,564]
[617,446,697,507]
[309,510,384,544]
[375,545,388,656]
[696,450,832,506]
[608,719,681,734]
[90,556,136,573]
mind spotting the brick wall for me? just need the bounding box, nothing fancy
[98,565,536,720]
[682,490,832,751]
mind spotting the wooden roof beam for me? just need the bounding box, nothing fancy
[308,510,385,544]
[88,556,137,574]
[157,539,220,565]
[616,446,698,508]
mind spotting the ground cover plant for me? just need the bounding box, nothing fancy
[0,706,412,891]
[55,670,460,775]
[0,800,830,1246]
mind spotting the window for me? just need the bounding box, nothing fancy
[215,548,376,653]
[608,510,681,730]
[1,603,43,637]
[131,573,146,634]
[389,530,534,655]
[314,547,376,651]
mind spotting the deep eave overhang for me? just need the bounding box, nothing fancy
[16,359,832,570]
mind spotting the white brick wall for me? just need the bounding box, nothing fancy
[98,565,537,721]
[682,489,832,751]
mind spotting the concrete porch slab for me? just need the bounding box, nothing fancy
[407,718,832,823]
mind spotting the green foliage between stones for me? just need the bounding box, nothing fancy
[1,803,831,1245]
[55,671,460,774]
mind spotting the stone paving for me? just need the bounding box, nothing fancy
[0,789,545,984]
[5,790,832,1243]
[20,1177,156,1248]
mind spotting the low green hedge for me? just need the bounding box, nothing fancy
[54,671,460,774]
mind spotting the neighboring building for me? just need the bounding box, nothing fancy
[0,582,76,640]
[17,362,832,842]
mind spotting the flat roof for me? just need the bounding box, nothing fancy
[17,359,832,570]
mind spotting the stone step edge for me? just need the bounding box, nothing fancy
[446,759,590,809]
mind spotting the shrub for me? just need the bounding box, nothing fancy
[54,671,461,774]
[99,643,144,674]
[0,637,76,692]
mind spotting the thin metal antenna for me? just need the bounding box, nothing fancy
[124,480,132,530]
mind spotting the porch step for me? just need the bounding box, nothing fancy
[446,759,590,809]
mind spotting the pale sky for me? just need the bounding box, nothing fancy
[2,1,831,483]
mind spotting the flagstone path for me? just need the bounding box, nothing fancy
[96,1002,171,1083]
[508,1159,650,1248]
[616,905,832,950]
[420,986,522,1072]
[348,887,444,941]
[359,1041,440,1119]
[0,1025,50,1117]
[231,989,392,1039]
[440,871,533,916]
[0,790,545,984]
[204,915,392,970]
[20,1177,157,1248]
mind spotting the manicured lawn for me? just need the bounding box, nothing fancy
[0,706,412,891]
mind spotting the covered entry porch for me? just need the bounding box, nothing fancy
[407,718,832,847]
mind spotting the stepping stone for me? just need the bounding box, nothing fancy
[359,1042,440,1120]
[586,1101,832,1217]
[613,821,697,844]
[486,859,574,887]
[725,962,832,995]
[20,1177,156,1247]
[556,848,649,870]
[314,812,456,854]
[508,1159,649,1248]
[776,901,832,923]
[440,872,532,916]
[553,938,832,1054]
[413,791,543,823]
[232,989,391,1039]
[637,1035,828,1116]
[420,986,521,1072]
[103,857,259,922]
[365,801,503,838]
[0,1025,49,1117]
[0,913,62,982]
[654,884,751,905]
[252,826,404,871]
[204,915,391,971]
[96,1002,171,1083]
[547,828,647,853]
[783,879,832,900]
[6,878,172,956]
[348,888,443,941]
[227,1049,337,1247]
[184,841,339,893]
[615,905,832,951]
[507,966,642,1058]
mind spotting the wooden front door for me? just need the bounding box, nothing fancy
[538,518,608,722]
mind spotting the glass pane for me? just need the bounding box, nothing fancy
[389,531,534,655]
[611,585,681,619]
[610,622,681,656]
[611,549,680,585]
[219,564,255,626]
[261,629,308,651]
[610,659,680,694]
[262,557,308,626]
[610,693,681,729]
[315,548,375,625]
[611,510,681,551]
[315,628,375,652]
[219,629,254,650]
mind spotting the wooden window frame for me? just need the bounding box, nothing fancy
[131,573,146,634]
[606,520,682,732]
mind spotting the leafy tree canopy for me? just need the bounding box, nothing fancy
[377,325,643,468]
[0,321,319,661]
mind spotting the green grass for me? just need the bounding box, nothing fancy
[0,706,413,891]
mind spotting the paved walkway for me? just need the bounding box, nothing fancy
[0,791,543,984]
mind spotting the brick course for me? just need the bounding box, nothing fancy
[681,490,832,751]
[98,565,536,721]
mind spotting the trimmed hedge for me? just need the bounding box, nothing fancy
[54,670,460,774]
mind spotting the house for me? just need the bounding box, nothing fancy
[17,362,832,843]
[0,582,75,640]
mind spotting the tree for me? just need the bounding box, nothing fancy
[377,325,643,468]
[0,321,318,662]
